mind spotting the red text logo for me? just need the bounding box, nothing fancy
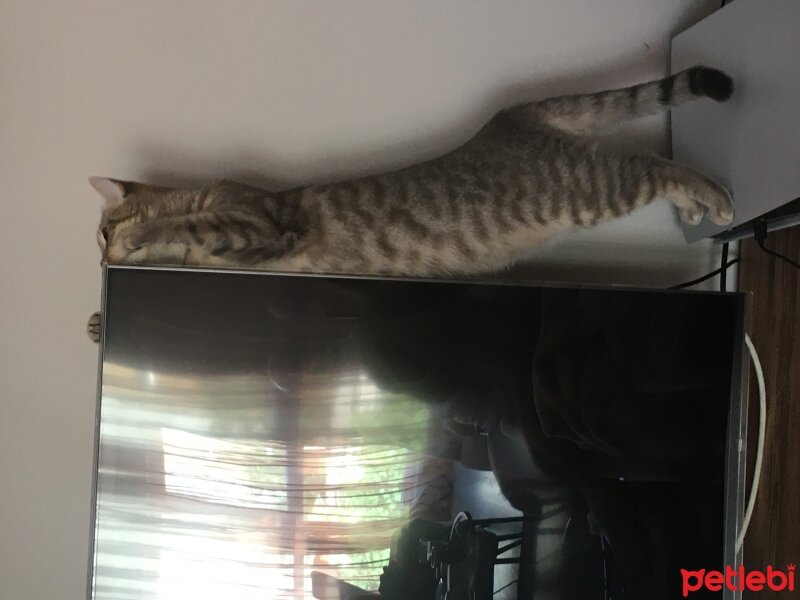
[681,565,795,596]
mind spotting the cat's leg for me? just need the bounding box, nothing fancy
[108,212,295,266]
[539,141,733,228]
[639,155,734,226]
[516,66,732,134]
[87,311,101,343]
[565,149,734,227]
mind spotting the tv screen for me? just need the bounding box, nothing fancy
[89,266,747,600]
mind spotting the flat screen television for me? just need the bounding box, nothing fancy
[89,266,749,600]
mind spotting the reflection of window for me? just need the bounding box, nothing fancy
[94,365,436,600]
[162,429,288,508]
[158,401,425,599]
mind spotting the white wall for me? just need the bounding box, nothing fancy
[0,1,721,598]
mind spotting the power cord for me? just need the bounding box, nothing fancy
[736,221,795,553]
[758,241,800,270]
[737,333,766,553]
[754,219,800,270]
[493,579,518,595]
[671,218,800,290]
[719,242,730,291]
[669,257,740,290]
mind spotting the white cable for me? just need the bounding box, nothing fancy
[735,333,766,553]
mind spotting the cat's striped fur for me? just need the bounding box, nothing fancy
[88,66,734,341]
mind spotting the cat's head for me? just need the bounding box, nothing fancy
[89,176,175,262]
[90,177,294,266]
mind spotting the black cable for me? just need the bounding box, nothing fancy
[720,242,730,291]
[757,239,800,270]
[674,215,799,290]
[669,258,741,290]
[753,217,800,271]
[493,579,519,595]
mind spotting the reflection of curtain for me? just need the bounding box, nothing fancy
[93,364,449,600]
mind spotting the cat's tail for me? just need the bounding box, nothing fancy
[520,66,733,134]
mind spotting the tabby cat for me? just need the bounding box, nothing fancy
[87,66,734,342]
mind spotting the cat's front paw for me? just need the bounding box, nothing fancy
[87,311,102,343]
[712,187,735,226]
[679,205,704,226]
[677,184,734,227]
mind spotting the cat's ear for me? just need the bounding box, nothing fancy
[89,176,128,208]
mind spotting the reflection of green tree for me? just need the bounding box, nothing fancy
[309,392,430,590]
[236,389,432,592]
[312,445,409,589]
[346,392,431,453]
